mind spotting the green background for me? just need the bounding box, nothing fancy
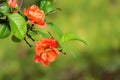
[0,0,120,80]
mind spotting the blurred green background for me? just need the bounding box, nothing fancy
[0,0,120,80]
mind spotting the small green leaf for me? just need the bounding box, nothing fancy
[36,30,50,38]
[60,33,87,45]
[69,51,77,59]
[0,23,11,38]
[56,8,62,11]
[11,35,21,42]
[0,3,10,15]
[60,44,77,59]
[40,1,55,14]
[8,13,27,40]
[28,31,37,37]
[47,22,63,37]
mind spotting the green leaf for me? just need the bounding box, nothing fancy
[60,44,77,59]
[11,35,21,42]
[47,22,63,37]
[69,51,77,59]
[40,1,55,14]
[28,31,37,37]
[36,30,50,38]
[0,3,10,15]
[0,23,11,38]
[8,13,27,40]
[56,8,62,11]
[60,33,87,45]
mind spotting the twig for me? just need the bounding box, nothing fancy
[26,26,35,42]
[47,31,54,39]
[26,33,35,41]
[46,10,57,16]
[24,38,32,47]
[59,49,66,55]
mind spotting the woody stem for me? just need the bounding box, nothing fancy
[24,38,32,47]
[47,31,54,39]
[26,33,35,41]
[58,49,66,55]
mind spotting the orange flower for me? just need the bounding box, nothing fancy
[24,5,46,28]
[35,38,60,66]
[8,0,18,8]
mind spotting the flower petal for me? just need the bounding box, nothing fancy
[34,55,41,63]
[37,22,46,28]
[8,0,18,8]
[41,60,50,66]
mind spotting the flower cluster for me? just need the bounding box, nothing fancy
[7,0,60,66]
[0,0,86,66]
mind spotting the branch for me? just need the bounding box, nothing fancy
[47,31,54,39]
[26,33,35,41]
[24,38,32,47]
